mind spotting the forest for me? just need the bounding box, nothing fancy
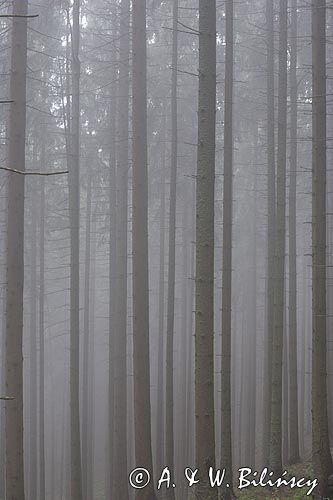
[0,0,332,499]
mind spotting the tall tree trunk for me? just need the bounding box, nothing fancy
[82,172,92,500]
[262,0,275,467]
[29,174,38,500]
[106,11,119,498]
[113,1,130,498]
[221,0,235,498]
[5,1,28,498]
[69,1,82,497]
[156,113,167,476]
[165,1,178,497]
[288,0,300,465]
[132,1,157,498]
[269,0,288,476]
[312,0,333,495]
[39,170,46,500]
[195,2,217,500]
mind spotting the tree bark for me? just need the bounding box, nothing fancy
[69,1,82,497]
[5,0,28,498]
[113,1,130,497]
[312,0,333,495]
[269,0,288,476]
[221,0,236,498]
[132,1,157,498]
[262,0,275,467]
[195,1,217,499]
[165,1,178,497]
[288,0,300,465]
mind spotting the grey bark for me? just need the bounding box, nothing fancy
[312,0,333,495]
[113,1,130,497]
[221,0,236,497]
[288,0,300,465]
[5,1,28,498]
[69,1,82,497]
[195,2,217,499]
[269,0,288,476]
[132,1,157,498]
[262,0,275,467]
[165,1,178,497]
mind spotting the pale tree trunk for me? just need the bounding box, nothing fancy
[221,0,235,498]
[269,0,288,477]
[165,1,178,497]
[195,1,217,500]
[156,112,167,476]
[29,172,38,500]
[244,126,258,469]
[288,0,300,465]
[113,0,130,498]
[5,1,28,498]
[69,0,82,497]
[312,0,333,495]
[82,171,92,500]
[39,168,46,500]
[88,218,96,500]
[262,0,275,467]
[132,1,157,498]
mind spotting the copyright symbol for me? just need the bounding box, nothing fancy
[129,468,150,489]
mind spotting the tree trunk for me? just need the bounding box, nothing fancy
[312,0,333,495]
[29,173,38,500]
[221,0,235,498]
[132,1,157,498]
[288,0,300,465]
[5,0,28,498]
[69,1,82,497]
[269,0,288,477]
[113,1,130,497]
[195,2,217,499]
[82,171,92,500]
[156,112,167,476]
[39,170,46,500]
[262,0,275,467]
[165,1,178,497]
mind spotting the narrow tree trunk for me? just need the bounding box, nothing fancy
[39,171,46,500]
[29,175,38,500]
[156,113,167,476]
[221,0,235,498]
[113,1,130,497]
[195,2,217,499]
[262,0,275,467]
[82,172,92,500]
[5,1,28,498]
[69,1,82,497]
[165,1,178,497]
[269,0,288,477]
[312,0,333,495]
[288,0,300,465]
[132,1,157,498]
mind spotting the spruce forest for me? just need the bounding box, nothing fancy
[0,0,332,499]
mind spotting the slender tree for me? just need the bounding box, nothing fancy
[288,0,300,465]
[270,0,288,476]
[312,0,333,495]
[262,0,275,467]
[5,0,28,498]
[195,1,217,500]
[112,1,130,498]
[132,0,157,498]
[69,0,82,497]
[165,1,178,497]
[221,0,236,497]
